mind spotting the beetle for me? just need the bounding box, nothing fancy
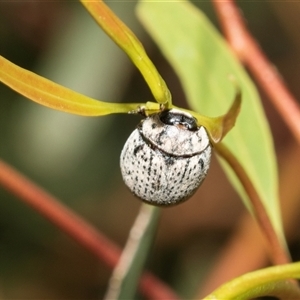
[120,109,211,206]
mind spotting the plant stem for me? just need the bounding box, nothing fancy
[0,160,179,300]
[104,204,160,300]
[211,0,300,144]
[215,143,290,266]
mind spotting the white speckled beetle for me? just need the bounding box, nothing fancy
[120,109,211,206]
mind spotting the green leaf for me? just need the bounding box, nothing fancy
[137,1,284,242]
[80,0,171,106]
[0,55,143,116]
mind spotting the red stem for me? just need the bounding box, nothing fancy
[215,143,290,266]
[212,0,300,144]
[0,160,179,300]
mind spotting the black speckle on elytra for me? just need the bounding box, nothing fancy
[165,156,175,166]
[134,144,143,156]
[199,158,204,170]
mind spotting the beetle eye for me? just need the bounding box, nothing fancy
[159,110,198,131]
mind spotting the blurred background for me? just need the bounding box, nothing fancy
[0,1,300,299]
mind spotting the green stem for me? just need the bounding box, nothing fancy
[104,204,161,300]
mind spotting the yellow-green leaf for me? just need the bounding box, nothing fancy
[205,262,300,300]
[0,55,142,116]
[80,0,171,106]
